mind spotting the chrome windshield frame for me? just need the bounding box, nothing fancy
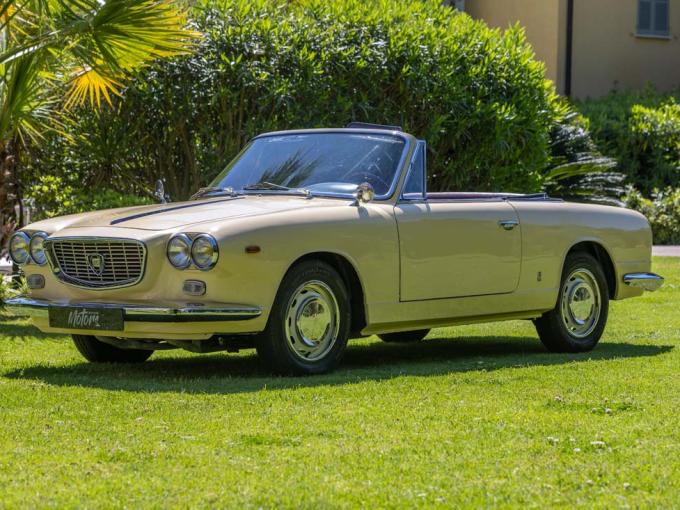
[209,128,414,202]
[398,139,428,203]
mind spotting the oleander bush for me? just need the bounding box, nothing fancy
[577,88,680,194]
[623,186,680,245]
[23,0,587,207]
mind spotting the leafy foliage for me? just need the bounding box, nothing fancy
[577,88,680,194]
[623,186,680,245]
[0,0,197,119]
[0,274,27,306]
[27,175,151,220]
[1,0,197,252]
[26,0,573,201]
[543,112,621,203]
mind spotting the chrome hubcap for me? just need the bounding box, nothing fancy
[285,280,339,361]
[561,268,601,338]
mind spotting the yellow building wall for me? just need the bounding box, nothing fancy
[465,0,680,98]
[572,0,680,98]
[464,0,568,93]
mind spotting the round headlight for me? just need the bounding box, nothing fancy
[9,231,31,265]
[191,234,219,270]
[167,234,192,269]
[29,232,48,266]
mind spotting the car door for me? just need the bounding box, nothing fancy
[394,142,522,301]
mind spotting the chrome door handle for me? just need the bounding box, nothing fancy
[498,220,519,231]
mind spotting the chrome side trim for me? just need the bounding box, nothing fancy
[399,139,427,202]
[623,272,664,292]
[3,297,262,323]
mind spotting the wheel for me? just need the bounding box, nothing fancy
[534,252,609,353]
[255,260,351,375]
[378,329,430,343]
[72,335,153,363]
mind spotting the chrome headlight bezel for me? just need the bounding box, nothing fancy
[191,234,219,270]
[167,234,193,269]
[29,231,49,266]
[9,231,31,265]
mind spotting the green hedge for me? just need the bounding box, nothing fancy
[623,187,680,245]
[26,175,152,220]
[577,88,680,194]
[25,0,572,205]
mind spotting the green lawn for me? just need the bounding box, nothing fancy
[1,258,678,509]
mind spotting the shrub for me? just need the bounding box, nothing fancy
[623,187,680,245]
[543,112,621,204]
[0,277,8,305]
[24,0,572,201]
[577,88,680,194]
[628,101,680,189]
[25,175,152,221]
[0,275,28,308]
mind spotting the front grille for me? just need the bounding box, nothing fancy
[46,238,146,289]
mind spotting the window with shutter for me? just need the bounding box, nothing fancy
[637,0,670,37]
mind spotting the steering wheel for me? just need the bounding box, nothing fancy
[342,161,391,192]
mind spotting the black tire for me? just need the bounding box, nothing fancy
[72,335,153,363]
[534,252,609,353]
[378,329,430,343]
[255,260,351,375]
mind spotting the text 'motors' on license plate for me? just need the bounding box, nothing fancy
[48,307,124,331]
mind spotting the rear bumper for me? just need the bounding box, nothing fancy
[3,296,261,323]
[623,272,664,292]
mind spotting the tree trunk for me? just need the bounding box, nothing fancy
[0,141,21,256]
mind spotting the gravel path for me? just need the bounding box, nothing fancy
[653,246,680,257]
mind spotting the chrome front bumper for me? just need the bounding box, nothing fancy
[623,272,664,292]
[3,296,262,323]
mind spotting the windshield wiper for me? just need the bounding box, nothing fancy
[191,186,239,199]
[243,181,312,197]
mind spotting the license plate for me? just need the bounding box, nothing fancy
[49,307,124,331]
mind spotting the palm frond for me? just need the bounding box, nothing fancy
[2,0,198,112]
[87,0,199,72]
[0,50,59,143]
[65,65,121,108]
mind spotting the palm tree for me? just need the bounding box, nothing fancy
[0,0,196,251]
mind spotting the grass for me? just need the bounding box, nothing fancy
[0,257,678,509]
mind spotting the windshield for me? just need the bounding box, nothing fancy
[207,133,407,197]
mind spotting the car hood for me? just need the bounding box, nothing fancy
[28,195,350,233]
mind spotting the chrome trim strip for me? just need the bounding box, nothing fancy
[44,236,147,291]
[3,297,262,323]
[399,139,427,202]
[623,272,664,292]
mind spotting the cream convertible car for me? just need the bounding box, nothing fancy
[6,125,664,374]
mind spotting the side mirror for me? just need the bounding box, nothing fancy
[354,182,375,206]
[154,179,170,204]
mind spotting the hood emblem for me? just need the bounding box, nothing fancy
[87,254,106,276]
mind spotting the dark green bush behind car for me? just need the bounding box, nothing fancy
[25,0,569,205]
[577,88,680,194]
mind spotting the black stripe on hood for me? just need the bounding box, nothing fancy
[110,197,242,225]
